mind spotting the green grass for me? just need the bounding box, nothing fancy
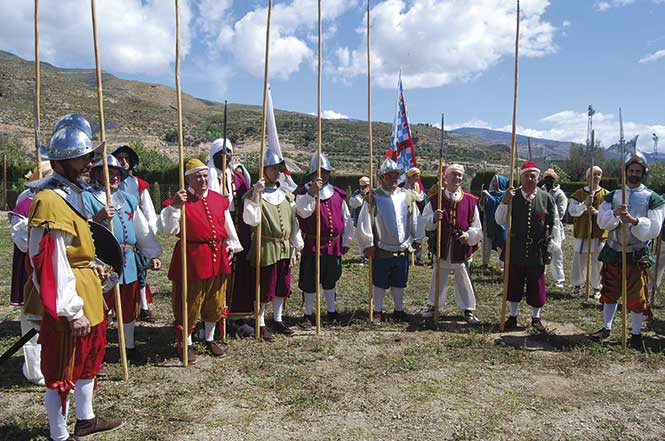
[1,217,665,440]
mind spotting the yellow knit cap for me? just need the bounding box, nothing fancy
[185,158,208,176]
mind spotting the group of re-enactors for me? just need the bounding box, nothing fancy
[7,113,665,440]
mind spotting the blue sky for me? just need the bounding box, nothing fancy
[0,0,663,150]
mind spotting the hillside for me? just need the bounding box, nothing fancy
[0,51,515,174]
[451,127,574,161]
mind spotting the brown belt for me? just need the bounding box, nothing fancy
[120,244,135,250]
[263,235,288,242]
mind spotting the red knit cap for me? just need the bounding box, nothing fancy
[520,161,540,176]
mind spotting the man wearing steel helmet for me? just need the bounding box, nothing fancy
[591,153,665,349]
[243,150,304,340]
[112,144,159,323]
[356,157,424,323]
[294,152,355,328]
[82,155,162,363]
[23,114,123,440]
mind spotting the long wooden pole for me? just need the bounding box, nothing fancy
[255,0,273,339]
[619,108,627,349]
[652,231,663,307]
[499,0,520,331]
[366,1,375,321]
[221,100,228,344]
[91,0,128,379]
[584,130,595,301]
[2,155,6,211]
[315,0,323,335]
[174,0,189,366]
[434,114,445,325]
[34,0,42,176]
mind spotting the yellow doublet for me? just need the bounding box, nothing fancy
[23,190,105,327]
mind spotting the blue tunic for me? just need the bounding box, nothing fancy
[82,190,140,284]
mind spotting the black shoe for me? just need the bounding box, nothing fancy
[590,328,611,341]
[531,317,546,333]
[629,333,644,351]
[298,314,314,330]
[392,310,409,323]
[503,316,518,331]
[371,311,383,324]
[272,321,294,335]
[326,311,339,323]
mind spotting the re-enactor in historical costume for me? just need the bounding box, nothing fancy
[420,163,482,324]
[404,167,427,265]
[294,152,354,328]
[243,151,304,341]
[207,137,255,337]
[480,174,508,266]
[82,156,162,363]
[349,175,371,265]
[112,144,159,323]
[541,168,568,289]
[591,154,665,348]
[356,158,424,322]
[9,161,52,386]
[568,166,608,298]
[158,159,243,363]
[495,161,557,333]
[24,116,122,441]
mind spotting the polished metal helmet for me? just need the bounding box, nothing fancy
[379,157,402,176]
[52,113,93,139]
[263,149,286,171]
[44,125,95,161]
[625,151,649,174]
[111,144,139,171]
[308,152,333,175]
[91,155,129,181]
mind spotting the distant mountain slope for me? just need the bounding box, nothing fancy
[451,127,574,160]
[0,50,513,174]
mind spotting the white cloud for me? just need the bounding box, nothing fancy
[213,0,355,80]
[594,0,664,10]
[0,0,193,75]
[445,118,491,130]
[491,110,665,153]
[308,109,350,119]
[639,49,665,63]
[562,20,572,28]
[334,0,558,89]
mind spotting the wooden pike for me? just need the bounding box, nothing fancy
[174,0,189,365]
[433,114,445,325]
[315,0,323,335]
[619,108,627,350]
[584,130,595,301]
[499,0,521,331]
[366,0,375,321]
[34,0,42,176]
[90,0,128,379]
[255,0,273,339]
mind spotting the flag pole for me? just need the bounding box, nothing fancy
[434,114,445,325]
[315,0,323,335]
[174,0,189,366]
[499,0,520,331]
[91,0,128,379]
[34,0,42,176]
[366,0,375,321]
[584,130,595,301]
[255,0,273,339]
[619,108,627,350]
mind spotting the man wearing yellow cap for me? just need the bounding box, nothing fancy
[540,168,568,289]
[404,167,427,265]
[158,159,243,363]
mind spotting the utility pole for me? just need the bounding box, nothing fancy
[653,133,659,158]
[586,105,595,155]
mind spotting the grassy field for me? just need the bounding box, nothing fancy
[1,215,665,441]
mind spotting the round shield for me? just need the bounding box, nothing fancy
[88,220,124,277]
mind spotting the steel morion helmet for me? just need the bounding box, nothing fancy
[44,125,95,161]
[379,157,402,176]
[263,149,286,172]
[111,144,140,171]
[308,152,333,175]
[91,155,129,181]
[625,152,649,174]
[52,113,93,139]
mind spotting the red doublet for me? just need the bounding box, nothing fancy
[166,190,231,282]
